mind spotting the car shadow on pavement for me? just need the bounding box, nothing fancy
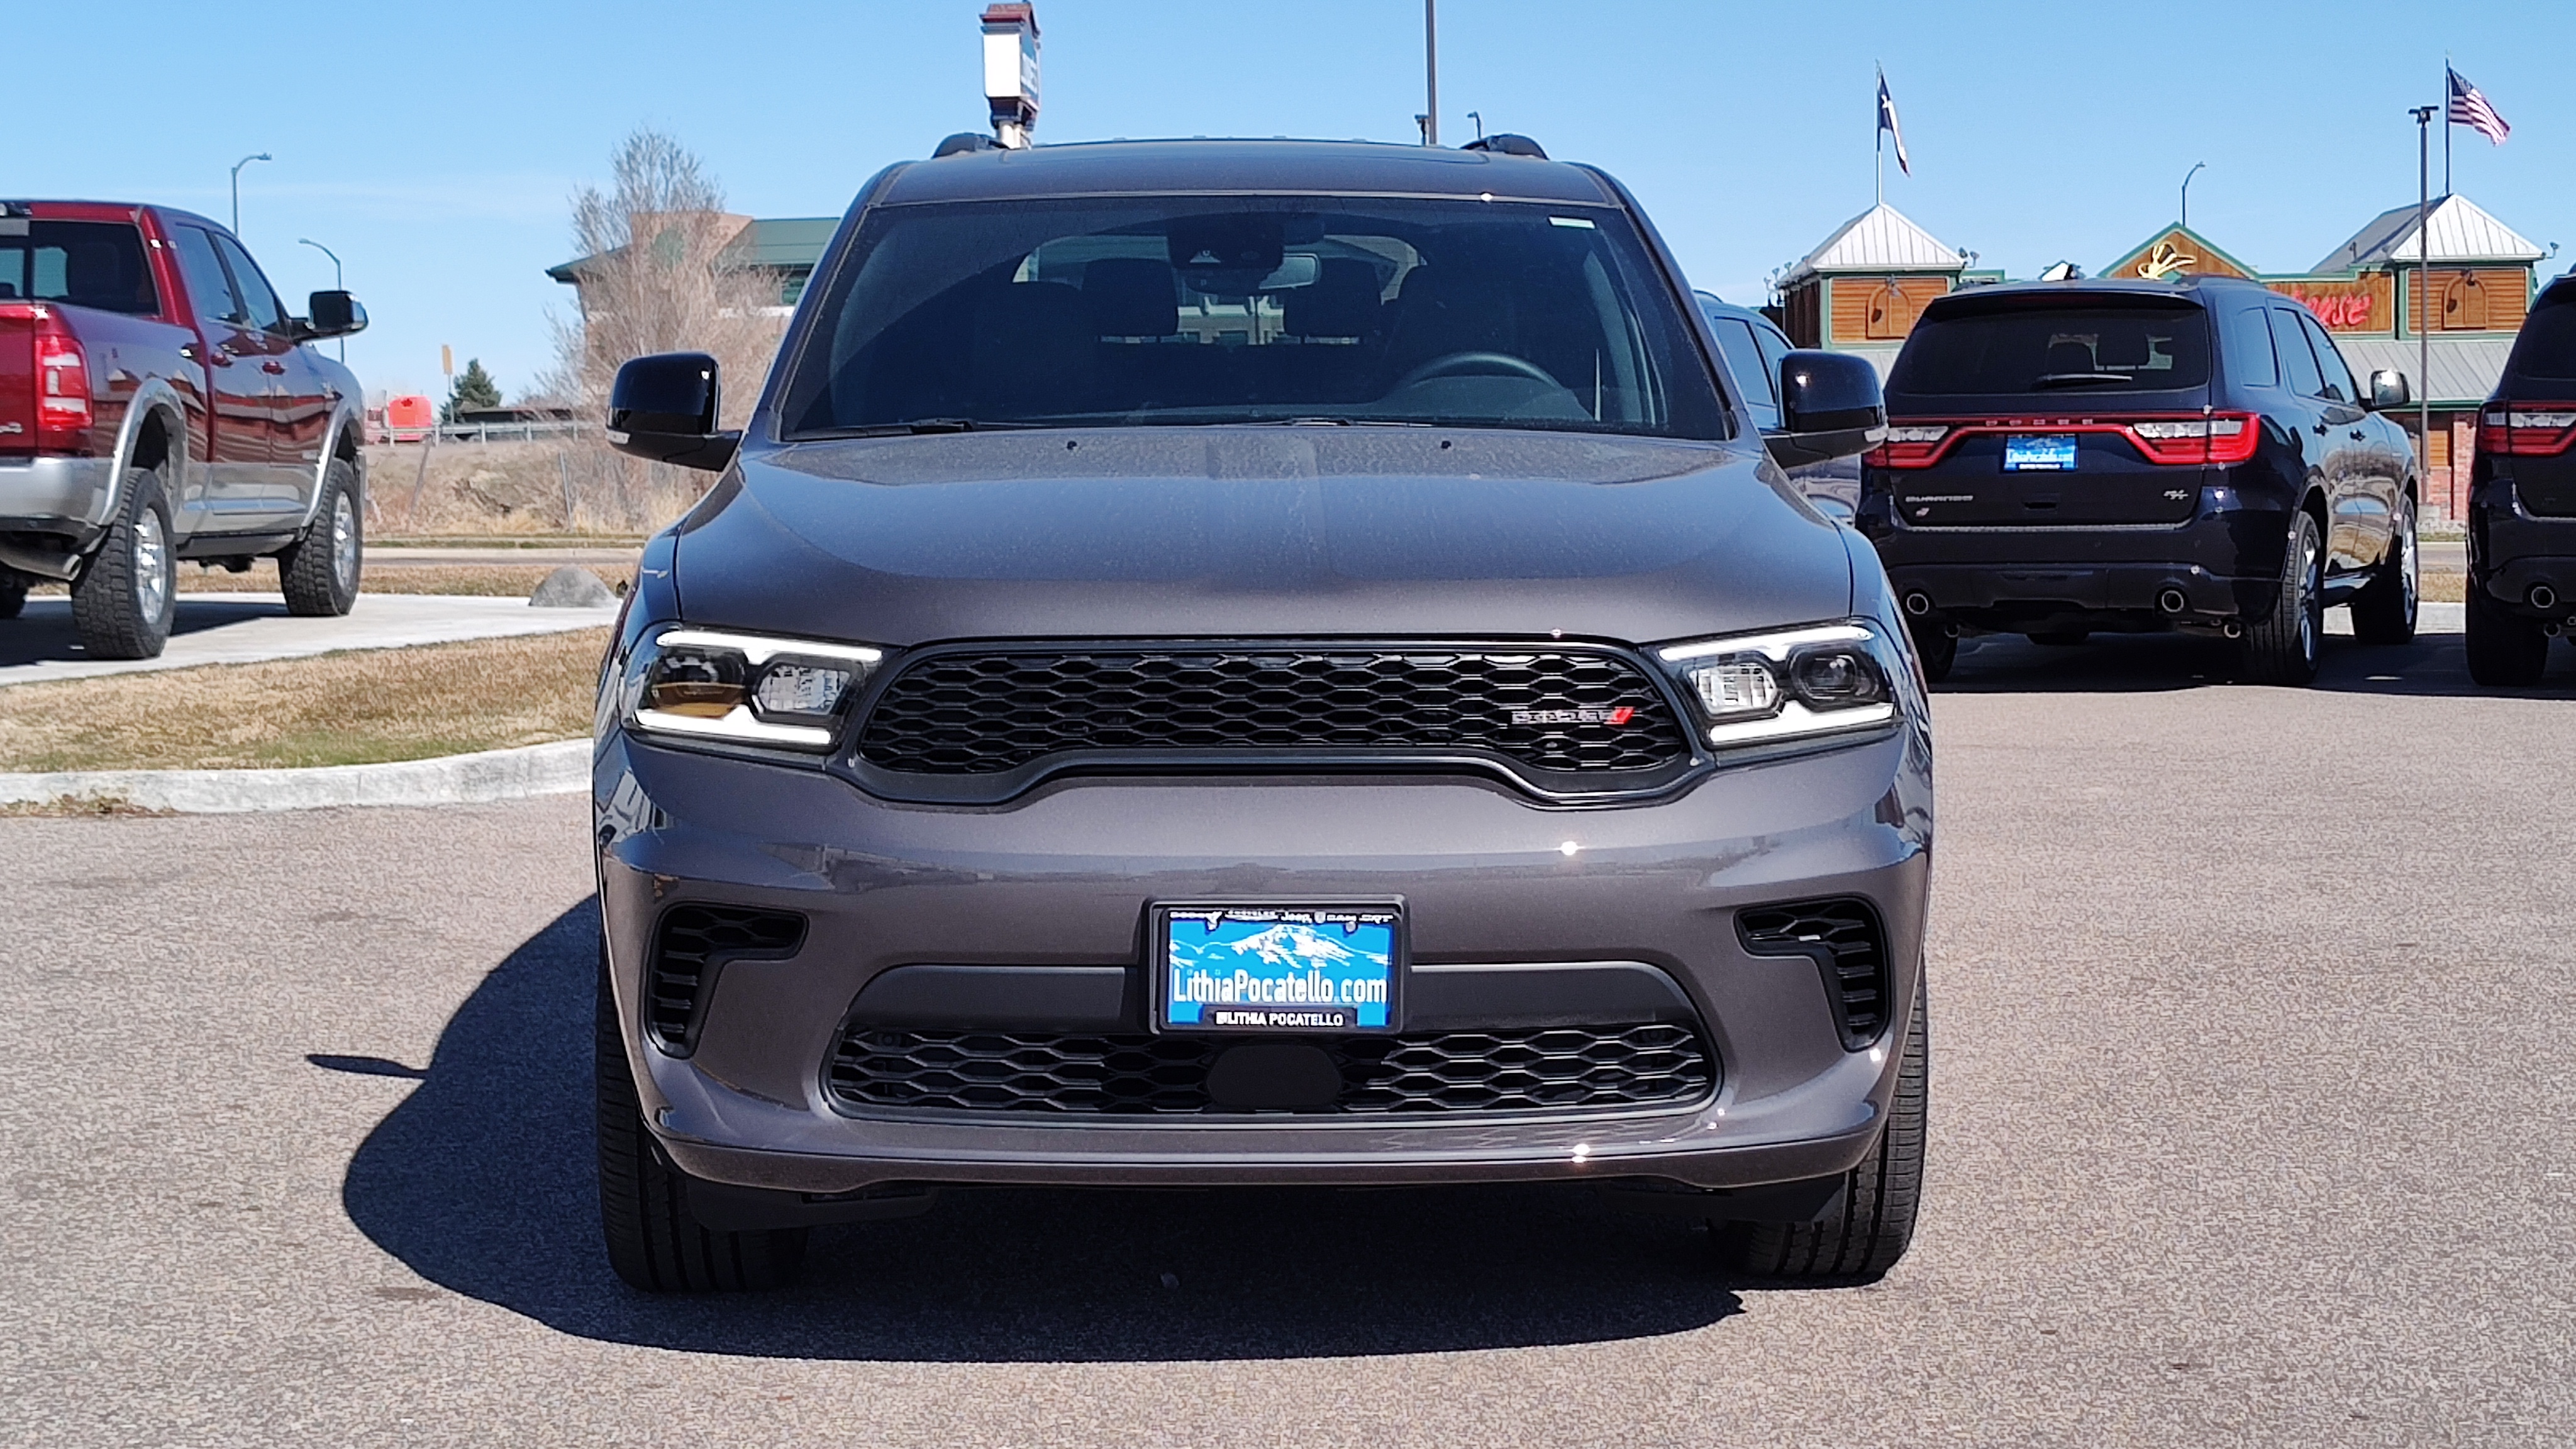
[1,596,283,667]
[339,904,1747,1361]
[1933,623,2558,699]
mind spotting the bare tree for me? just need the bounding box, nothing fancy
[536,128,786,526]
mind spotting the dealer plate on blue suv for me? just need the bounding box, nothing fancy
[1157,905,1402,1033]
[2002,435,2079,472]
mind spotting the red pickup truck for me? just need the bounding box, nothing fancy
[0,201,370,657]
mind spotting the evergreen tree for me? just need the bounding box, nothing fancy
[441,358,502,423]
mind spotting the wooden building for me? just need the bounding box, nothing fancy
[1774,204,1978,377]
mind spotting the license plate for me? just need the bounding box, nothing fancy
[2002,435,2079,472]
[1155,904,1402,1033]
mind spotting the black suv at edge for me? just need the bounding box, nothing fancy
[589,138,1932,1292]
[1861,276,2419,684]
[2467,271,2576,684]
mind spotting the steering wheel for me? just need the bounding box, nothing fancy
[1391,350,1558,391]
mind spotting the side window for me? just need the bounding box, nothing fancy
[170,226,246,325]
[1706,314,1779,428]
[212,235,286,333]
[2223,307,2277,388]
[2269,310,2326,399]
[1753,321,1795,392]
[2299,313,2357,404]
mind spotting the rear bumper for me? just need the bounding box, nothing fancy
[2472,486,2576,616]
[1862,489,2289,626]
[594,721,1933,1196]
[0,455,113,530]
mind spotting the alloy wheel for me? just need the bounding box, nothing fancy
[133,510,171,623]
[331,491,358,591]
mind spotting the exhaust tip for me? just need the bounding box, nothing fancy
[2221,620,2244,640]
[2157,587,2189,616]
[1903,592,1933,617]
[2531,584,2558,611]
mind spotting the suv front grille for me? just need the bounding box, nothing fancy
[1736,897,1891,1050]
[646,904,806,1055]
[824,1022,1716,1117]
[852,647,1690,780]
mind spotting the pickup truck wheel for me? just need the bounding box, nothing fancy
[2241,511,2324,686]
[596,946,807,1292]
[0,570,27,620]
[1909,619,1956,683]
[2350,496,2418,645]
[70,468,177,660]
[1714,974,1927,1284]
[2465,586,2550,687]
[279,458,362,616]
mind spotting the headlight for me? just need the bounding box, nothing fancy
[1656,621,1898,748]
[623,627,883,750]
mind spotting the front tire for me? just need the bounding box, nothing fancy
[596,947,807,1292]
[1715,975,1928,1283]
[279,458,362,616]
[2350,496,2418,645]
[2241,511,2324,685]
[2465,585,2550,687]
[70,468,177,660]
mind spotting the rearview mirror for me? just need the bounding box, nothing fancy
[608,352,739,472]
[304,290,367,339]
[1768,350,1886,468]
[2367,369,2411,411]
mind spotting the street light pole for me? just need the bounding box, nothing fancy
[2180,162,2206,231]
[230,153,271,235]
[2411,106,2436,474]
[299,238,345,361]
[1421,0,1438,146]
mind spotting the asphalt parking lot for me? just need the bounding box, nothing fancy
[3,620,2570,1446]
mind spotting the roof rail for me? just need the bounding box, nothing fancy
[1461,133,1547,159]
[933,132,1001,158]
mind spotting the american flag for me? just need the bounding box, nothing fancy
[1877,67,1910,176]
[2448,66,2510,146]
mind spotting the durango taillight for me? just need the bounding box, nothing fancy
[1866,413,2258,470]
[2478,405,2576,457]
[33,307,92,450]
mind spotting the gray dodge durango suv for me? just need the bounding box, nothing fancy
[591,138,1933,1291]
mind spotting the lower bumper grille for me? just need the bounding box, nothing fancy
[1736,897,1890,1050]
[647,904,805,1055]
[824,1023,1717,1118]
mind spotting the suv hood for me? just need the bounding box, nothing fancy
[671,429,1855,646]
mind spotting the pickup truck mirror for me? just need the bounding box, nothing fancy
[609,352,740,472]
[2366,368,2411,411]
[304,290,368,339]
[1767,350,1887,469]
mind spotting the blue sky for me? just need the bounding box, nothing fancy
[17,1,2568,401]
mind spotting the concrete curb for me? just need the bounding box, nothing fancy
[0,739,591,814]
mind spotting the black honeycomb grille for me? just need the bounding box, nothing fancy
[646,904,805,1055]
[823,1022,1716,1116]
[853,648,1689,779]
[1736,897,1890,1050]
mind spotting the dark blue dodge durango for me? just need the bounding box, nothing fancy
[589,138,1931,1291]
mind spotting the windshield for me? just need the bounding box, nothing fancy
[779,196,1726,439]
[1889,303,2210,397]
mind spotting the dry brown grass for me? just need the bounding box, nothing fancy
[2420,570,2465,603]
[0,628,608,772]
[362,438,704,538]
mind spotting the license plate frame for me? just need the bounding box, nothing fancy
[2002,434,2080,472]
[1152,902,1406,1035]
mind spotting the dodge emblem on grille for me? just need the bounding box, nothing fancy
[1509,706,1635,726]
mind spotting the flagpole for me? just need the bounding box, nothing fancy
[2443,55,2453,196]
[1874,64,1884,207]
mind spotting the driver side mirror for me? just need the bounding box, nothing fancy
[302,290,367,340]
[1768,350,1887,468]
[608,352,739,472]
[2367,369,2411,411]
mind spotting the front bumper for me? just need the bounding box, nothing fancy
[595,724,1933,1196]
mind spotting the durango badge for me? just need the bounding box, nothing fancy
[1509,706,1635,726]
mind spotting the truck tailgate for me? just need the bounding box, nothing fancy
[0,306,31,453]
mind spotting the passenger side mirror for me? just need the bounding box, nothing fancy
[1768,350,1887,468]
[608,352,739,472]
[2367,369,2411,411]
[302,290,367,340]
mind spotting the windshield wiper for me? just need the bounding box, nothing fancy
[801,418,1028,438]
[2029,373,2140,389]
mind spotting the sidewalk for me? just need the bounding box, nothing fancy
[2,593,619,687]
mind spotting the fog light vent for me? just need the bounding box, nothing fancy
[1737,897,1891,1050]
[646,904,806,1055]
